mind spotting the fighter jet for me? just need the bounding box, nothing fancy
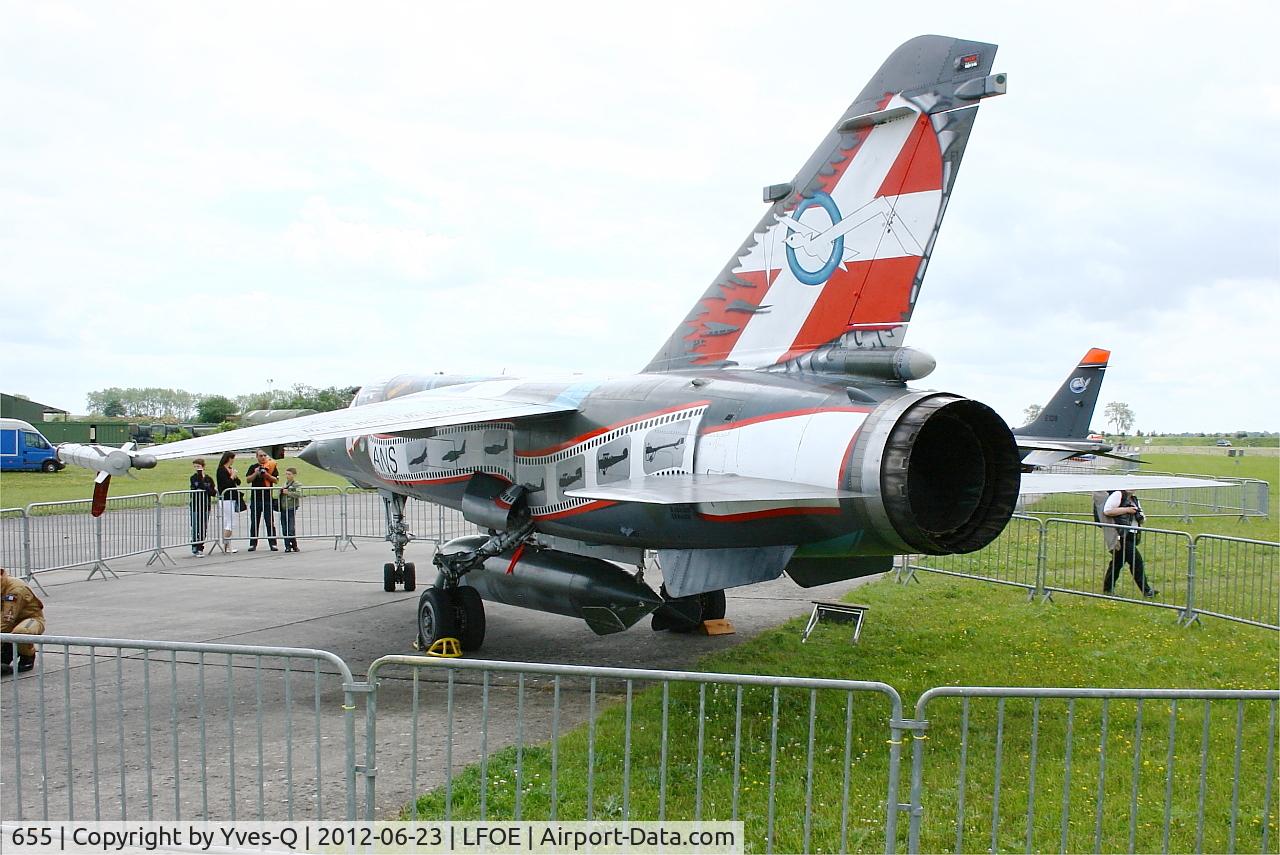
[485,438,509,455]
[59,35,1224,652]
[1014,348,1129,469]
[441,440,466,464]
[597,448,629,474]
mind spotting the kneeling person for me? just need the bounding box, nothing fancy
[1,568,45,675]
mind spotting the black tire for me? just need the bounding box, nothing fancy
[383,563,396,592]
[417,587,458,649]
[701,589,727,621]
[40,459,57,473]
[403,562,416,592]
[452,586,486,651]
[652,584,704,633]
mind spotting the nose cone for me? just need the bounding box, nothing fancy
[298,441,321,467]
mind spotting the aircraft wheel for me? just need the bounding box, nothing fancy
[383,563,396,592]
[652,584,704,633]
[403,562,417,592]
[452,586,486,651]
[701,589,727,621]
[417,587,457,649]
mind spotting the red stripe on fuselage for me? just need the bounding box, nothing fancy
[701,405,872,435]
[518,401,710,457]
[696,506,843,523]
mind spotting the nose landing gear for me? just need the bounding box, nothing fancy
[380,491,416,592]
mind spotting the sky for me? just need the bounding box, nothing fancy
[2,1,1277,433]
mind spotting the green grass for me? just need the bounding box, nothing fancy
[1120,436,1279,449]
[404,575,1278,852]
[0,456,350,509]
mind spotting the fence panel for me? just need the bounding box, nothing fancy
[97,492,162,566]
[1041,518,1192,613]
[364,656,907,854]
[1191,534,1280,630]
[25,498,105,576]
[906,514,1042,591]
[0,633,359,822]
[343,488,387,541]
[1,506,26,577]
[908,687,1280,854]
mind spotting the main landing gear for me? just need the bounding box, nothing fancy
[651,584,727,632]
[380,491,416,592]
[417,585,486,652]
[415,520,534,653]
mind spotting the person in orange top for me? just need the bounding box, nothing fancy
[245,448,280,552]
[1,568,45,675]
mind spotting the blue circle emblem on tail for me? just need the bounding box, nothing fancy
[785,192,844,286]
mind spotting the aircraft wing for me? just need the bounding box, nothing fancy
[565,474,868,505]
[125,393,578,461]
[1020,473,1232,495]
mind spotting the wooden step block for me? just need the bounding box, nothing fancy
[700,619,736,636]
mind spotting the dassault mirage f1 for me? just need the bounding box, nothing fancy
[59,35,1221,651]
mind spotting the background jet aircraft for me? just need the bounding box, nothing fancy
[59,35,1223,652]
[1013,348,1128,469]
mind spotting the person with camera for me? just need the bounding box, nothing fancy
[1099,489,1157,598]
[189,458,217,556]
[244,448,279,552]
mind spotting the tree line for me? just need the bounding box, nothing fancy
[86,385,358,423]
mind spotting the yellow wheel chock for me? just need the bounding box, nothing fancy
[425,637,462,658]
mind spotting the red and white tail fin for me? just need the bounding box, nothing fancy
[646,35,1005,373]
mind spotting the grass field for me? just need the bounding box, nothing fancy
[404,575,1278,852]
[1118,436,1279,449]
[0,456,350,509]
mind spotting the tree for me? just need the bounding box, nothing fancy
[196,395,238,424]
[1104,401,1135,435]
[102,398,126,418]
[1022,404,1043,425]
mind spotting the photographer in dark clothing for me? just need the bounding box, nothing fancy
[244,448,279,552]
[188,458,217,556]
[1097,489,1157,598]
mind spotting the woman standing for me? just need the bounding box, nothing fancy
[215,450,241,554]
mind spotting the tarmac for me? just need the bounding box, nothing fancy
[3,537,880,820]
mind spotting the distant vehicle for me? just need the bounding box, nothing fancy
[0,418,64,472]
[1216,439,1233,447]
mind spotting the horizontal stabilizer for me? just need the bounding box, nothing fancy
[1021,473,1232,495]
[565,474,867,505]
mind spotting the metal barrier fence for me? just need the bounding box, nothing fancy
[906,688,1279,854]
[362,656,907,854]
[1020,469,1270,521]
[3,634,1277,853]
[1,506,27,580]
[0,488,478,578]
[0,634,359,822]
[906,516,1280,631]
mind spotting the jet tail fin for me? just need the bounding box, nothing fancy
[1015,348,1110,440]
[646,34,1005,372]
